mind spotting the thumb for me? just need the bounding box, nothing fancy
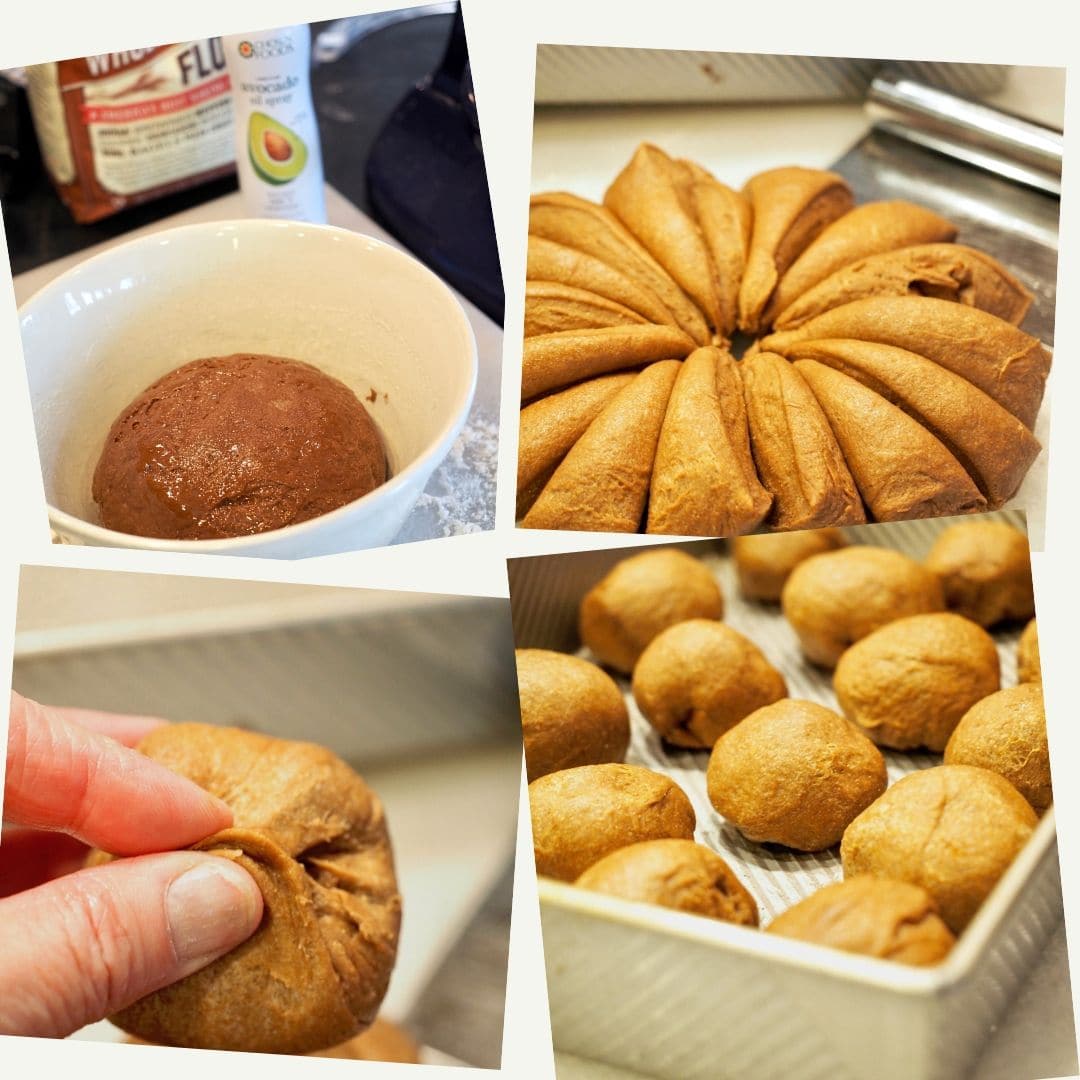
[0,851,263,1038]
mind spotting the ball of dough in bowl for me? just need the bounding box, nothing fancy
[576,839,759,926]
[632,619,787,748]
[732,529,847,602]
[516,648,630,781]
[841,764,1037,933]
[579,548,723,673]
[833,612,1000,751]
[91,723,401,1054]
[530,763,697,881]
[766,877,955,965]
[781,546,945,668]
[945,683,1051,814]
[924,521,1034,627]
[1018,618,1041,684]
[707,699,887,851]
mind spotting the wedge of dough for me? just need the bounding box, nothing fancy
[647,347,772,536]
[521,324,694,401]
[604,143,725,333]
[762,201,957,326]
[773,244,1034,330]
[525,282,647,336]
[761,296,1050,428]
[740,350,865,530]
[517,373,635,518]
[738,166,853,333]
[530,191,711,344]
[787,339,1041,507]
[523,360,680,532]
[528,234,679,329]
[794,359,987,521]
[679,160,752,339]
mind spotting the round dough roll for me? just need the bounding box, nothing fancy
[1018,618,1041,685]
[530,763,696,881]
[632,619,786,748]
[516,648,630,782]
[94,724,401,1054]
[781,546,945,668]
[766,877,955,966]
[579,548,723,673]
[841,765,1037,932]
[945,683,1051,814]
[833,613,1000,752]
[923,521,1035,627]
[707,699,886,851]
[576,839,758,926]
[732,529,847,602]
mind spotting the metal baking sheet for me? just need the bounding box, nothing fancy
[831,128,1059,346]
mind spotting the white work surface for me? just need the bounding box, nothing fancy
[13,185,504,544]
[534,73,1075,1080]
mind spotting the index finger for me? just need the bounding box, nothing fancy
[45,704,167,748]
[4,693,232,855]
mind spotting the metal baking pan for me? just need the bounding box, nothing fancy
[508,511,1065,1080]
[13,566,519,766]
[534,47,1009,107]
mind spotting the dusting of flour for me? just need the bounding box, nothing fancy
[392,406,500,543]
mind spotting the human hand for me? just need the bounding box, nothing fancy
[1,692,263,1038]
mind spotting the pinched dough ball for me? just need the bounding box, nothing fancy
[579,548,723,673]
[576,839,758,926]
[781,546,945,668]
[924,521,1035,627]
[516,649,630,782]
[1018,619,1041,684]
[529,763,696,881]
[707,699,887,851]
[631,619,787,749]
[767,877,955,965]
[945,684,1051,814]
[833,613,1000,751]
[732,529,847,602]
[94,724,401,1054]
[841,765,1037,932]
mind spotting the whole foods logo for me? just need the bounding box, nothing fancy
[235,36,296,60]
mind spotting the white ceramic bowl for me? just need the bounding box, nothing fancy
[20,220,478,557]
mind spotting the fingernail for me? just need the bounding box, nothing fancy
[166,859,263,964]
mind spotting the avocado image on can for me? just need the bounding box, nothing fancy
[248,112,308,185]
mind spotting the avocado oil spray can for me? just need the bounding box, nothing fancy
[221,24,327,223]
